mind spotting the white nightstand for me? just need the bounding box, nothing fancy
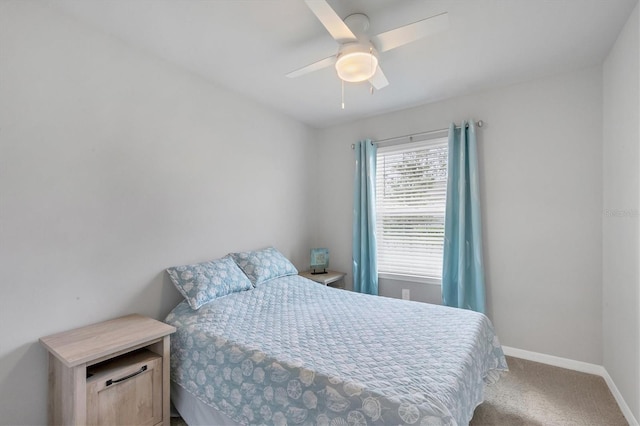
[299,270,346,289]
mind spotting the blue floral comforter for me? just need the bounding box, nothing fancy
[165,275,507,426]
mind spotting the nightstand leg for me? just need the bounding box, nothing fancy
[48,353,86,425]
[149,335,171,426]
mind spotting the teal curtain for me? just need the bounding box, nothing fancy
[352,140,378,295]
[442,121,486,313]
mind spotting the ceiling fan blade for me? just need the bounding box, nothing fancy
[373,12,449,53]
[304,0,358,43]
[286,55,337,79]
[369,66,389,90]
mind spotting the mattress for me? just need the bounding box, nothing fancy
[165,274,507,425]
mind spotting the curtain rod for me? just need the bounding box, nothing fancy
[351,120,483,149]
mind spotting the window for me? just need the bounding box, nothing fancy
[375,136,448,284]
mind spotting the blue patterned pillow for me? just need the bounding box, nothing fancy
[229,247,298,286]
[166,256,252,310]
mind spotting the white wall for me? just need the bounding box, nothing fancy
[1,0,634,424]
[0,2,315,425]
[603,3,640,421]
[314,67,604,365]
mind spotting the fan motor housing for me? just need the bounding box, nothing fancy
[344,13,370,36]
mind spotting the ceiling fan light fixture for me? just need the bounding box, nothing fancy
[289,1,450,93]
[335,45,378,83]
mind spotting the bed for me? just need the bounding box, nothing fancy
[164,250,507,426]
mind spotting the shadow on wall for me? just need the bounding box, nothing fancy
[0,342,49,425]
[123,271,184,320]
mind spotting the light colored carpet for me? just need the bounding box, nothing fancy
[470,356,628,425]
[171,356,628,425]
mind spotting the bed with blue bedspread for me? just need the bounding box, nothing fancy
[165,271,507,426]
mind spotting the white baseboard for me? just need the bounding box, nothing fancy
[502,346,639,426]
[502,345,605,375]
[600,368,640,426]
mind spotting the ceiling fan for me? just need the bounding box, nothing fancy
[286,0,449,91]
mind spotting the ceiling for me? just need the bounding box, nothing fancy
[46,0,637,128]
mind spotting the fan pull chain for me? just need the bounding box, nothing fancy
[341,79,345,110]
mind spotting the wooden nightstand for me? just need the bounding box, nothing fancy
[299,270,346,289]
[40,314,176,426]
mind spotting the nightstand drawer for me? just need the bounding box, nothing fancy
[86,349,162,426]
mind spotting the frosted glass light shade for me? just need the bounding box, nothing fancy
[335,51,378,82]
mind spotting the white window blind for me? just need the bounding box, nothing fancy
[375,137,448,283]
